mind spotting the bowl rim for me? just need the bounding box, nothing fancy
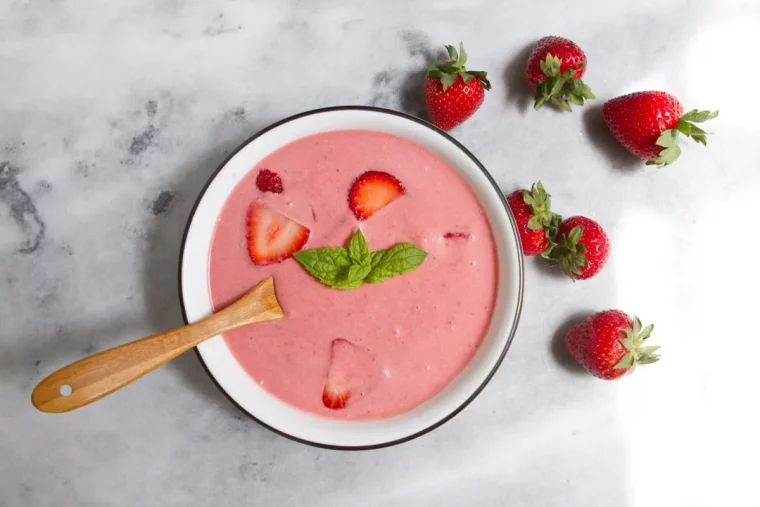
[177,105,524,450]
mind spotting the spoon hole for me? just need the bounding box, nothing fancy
[59,384,73,396]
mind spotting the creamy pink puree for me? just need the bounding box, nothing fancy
[208,130,497,419]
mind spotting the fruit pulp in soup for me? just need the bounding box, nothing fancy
[208,129,498,419]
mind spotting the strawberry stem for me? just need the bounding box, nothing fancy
[613,316,660,374]
[428,42,491,91]
[534,54,594,112]
[542,225,588,279]
[522,181,562,241]
[648,109,719,166]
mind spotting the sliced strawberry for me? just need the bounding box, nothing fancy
[443,232,471,240]
[322,381,350,409]
[256,169,283,194]
[322,338,380,410]
[348,171,405,220]
[246,203,310,265]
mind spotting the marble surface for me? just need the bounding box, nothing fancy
[2,0,758,505]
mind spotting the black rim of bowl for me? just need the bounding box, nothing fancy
[178,105,525,450]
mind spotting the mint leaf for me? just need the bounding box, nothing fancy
[370,249,386,270]
[365,243,427,284]
[348,229,370,266]
[292,247,351,286]
[294,232,427,289]
[333,263,371,290]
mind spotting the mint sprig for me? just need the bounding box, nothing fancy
[292,229,428,290]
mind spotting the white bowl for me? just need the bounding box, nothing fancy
[179,106,524,449]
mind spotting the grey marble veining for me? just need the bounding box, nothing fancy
[1,1,758,506]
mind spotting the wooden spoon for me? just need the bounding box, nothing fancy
[32,276,283,413]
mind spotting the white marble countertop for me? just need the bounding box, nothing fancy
[2,1,757,505]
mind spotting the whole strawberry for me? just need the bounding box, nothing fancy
[506,181,561,256]
[544,216,609,280]
[564,310,659,380]
[423,42,491,130]
[525,36,595,112]
[602,91,718,166]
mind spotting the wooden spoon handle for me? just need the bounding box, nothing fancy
[32,277,283,413]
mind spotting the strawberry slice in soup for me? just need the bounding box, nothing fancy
[246,203,310,265]
[348,171,405,220]
[322,338,381,409]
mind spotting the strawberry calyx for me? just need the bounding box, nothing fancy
[649,109,719,166]
[427,42,491,92]
[542,224,587,278]
[534,53,595,112]
[613,316,660,374]
[523,181,562,244]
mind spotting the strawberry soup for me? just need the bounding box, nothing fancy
[208,129,497,419]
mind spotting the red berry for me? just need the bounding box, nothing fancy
[602,91,718,166]
[525,36,594,111]
[564,310,659,380]
[545,216,609,280]
[603,92,682,160]
[423,42,491,131]
[256,169,283,194]
[506,181,561,256]
[348,171,405,220]
[443,232,471,240]
[246,203,310,265]
[322,338,380,410]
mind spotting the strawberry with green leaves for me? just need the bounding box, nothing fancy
[423,42,491,131]
[506,181,561,256]
[525,36,595,112]
[565,310,660,380]
[544,216,609,280]
[602,91,718,166]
